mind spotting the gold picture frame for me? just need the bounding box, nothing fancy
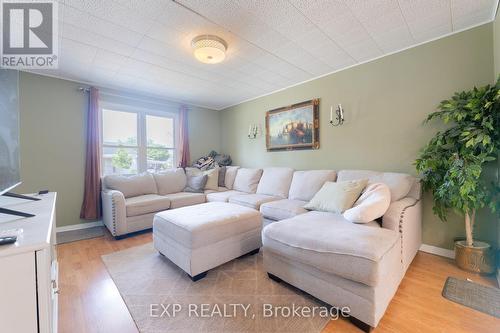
[265,99,320,151]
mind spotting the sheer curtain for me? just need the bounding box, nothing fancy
[80,87,102,220]
[178,105,190,168]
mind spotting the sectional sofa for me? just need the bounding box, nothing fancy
[101,166,422,330]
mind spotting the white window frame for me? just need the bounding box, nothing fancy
[100,101,179,175]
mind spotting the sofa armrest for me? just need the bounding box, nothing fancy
[101,190,127,237]
[382,197,422,272]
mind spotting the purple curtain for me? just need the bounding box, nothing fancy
[80,87,102,220]
[178,105,190,168]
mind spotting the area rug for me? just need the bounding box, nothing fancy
[102,243,333,333]
[442,277,500,318]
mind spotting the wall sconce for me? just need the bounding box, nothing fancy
[248,124,259,139]
[329,104,344,126]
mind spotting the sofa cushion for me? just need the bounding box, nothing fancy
[337,170,415,202]
[262,211,400,286]
[344,183,391,223]
[229,194,281,210]
[206,190,246,202]
[162,192,206,209]
[153,168,186,195]
[204,186,229,195]
[260,199,308,221]
[154,202,262,249]
[233,168,263,193]
[224,166,240,189]
[104,173,157,198]
[304,179,368,213]
[256,167,294,198]
[186,167,219,191]
[218,166,226,187]
[288,170,337,201]
[125,194,171,217]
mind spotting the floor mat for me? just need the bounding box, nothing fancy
[442,276,500,318]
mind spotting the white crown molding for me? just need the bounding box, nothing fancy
[218,20,495,111]
[56,220,103,233]
[419,244,455,259]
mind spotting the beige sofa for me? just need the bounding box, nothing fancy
[101,169,207,237]
[101,166,421,330]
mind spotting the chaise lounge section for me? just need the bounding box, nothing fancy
[262,170,422,330]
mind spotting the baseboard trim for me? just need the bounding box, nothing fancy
[56,221,103,233]
[419,244,455,259]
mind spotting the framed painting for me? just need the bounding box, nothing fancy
[265,99,319,151]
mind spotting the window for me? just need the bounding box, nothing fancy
[101,106,176,176]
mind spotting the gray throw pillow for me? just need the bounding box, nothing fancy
[184,174,208,193]
[218,166,226,187]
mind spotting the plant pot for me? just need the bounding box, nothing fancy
[455,240,495,274]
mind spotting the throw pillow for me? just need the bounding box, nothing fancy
[218,166,226,187]
[185,167,219,191]
[153,168,187,195]
[304,179,368,214]
[104,173,157,198]
[184,174,208,193]
[233,168,263,193]
[224,166,240,189]
[343,183,391,223]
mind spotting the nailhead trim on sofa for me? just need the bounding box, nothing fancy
[398,199,420,263]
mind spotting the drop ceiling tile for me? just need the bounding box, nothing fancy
[235,62,269,76]
[307,43,355,69]
[375,26,416,53]
[291,0,382,61]
[92,49,129,72]
[62,4,143,47]
[155,1,215,32]
[452,0,497,31]
[238,0,316,41]
[343,0,414,52]
[398,0,452,42]
[64,0,153,33]
[343,39,384,63]
[112,0,168,20]
[62,23,136,56]
[113,73,140,87]
[60,38,98,64]
[87,68,118,86]
[144,21,187,46]
[251,29,291,52]
[411,24,452,43]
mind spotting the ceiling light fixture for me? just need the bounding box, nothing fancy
[191,35,227,64]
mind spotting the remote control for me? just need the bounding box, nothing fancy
[0,236,17,245]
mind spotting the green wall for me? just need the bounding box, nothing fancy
[495,11,500,77]
[17,72,220,228]
[493,11,500,258]
[220,24,496,249]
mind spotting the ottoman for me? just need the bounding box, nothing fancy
[153,202,262,281]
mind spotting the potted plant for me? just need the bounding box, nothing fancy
[415,77,499,273]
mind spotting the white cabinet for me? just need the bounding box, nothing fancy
[0,193,58,333]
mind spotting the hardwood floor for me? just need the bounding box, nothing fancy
[57,230,499,333]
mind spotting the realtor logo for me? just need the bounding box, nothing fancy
[1,0,58,69]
